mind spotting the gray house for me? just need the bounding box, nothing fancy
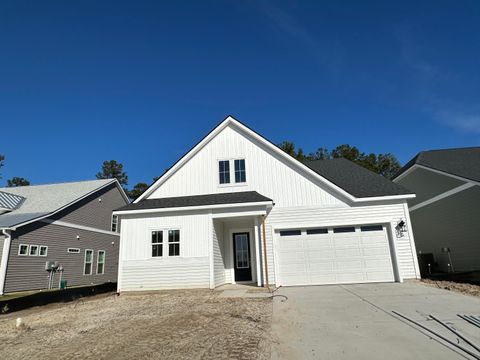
[393,147,480,273]
[0,179,129,295]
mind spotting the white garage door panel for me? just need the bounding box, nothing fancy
[277,225,395,286]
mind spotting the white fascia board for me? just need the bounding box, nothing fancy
[9,179,123,229]
[136,116,414,204]
[211,210,267,219]
[113,201,273,216]
[272,218,395,231]
[392,165,417,182]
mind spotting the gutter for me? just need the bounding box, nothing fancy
[0,228,12,296]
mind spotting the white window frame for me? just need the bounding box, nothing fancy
[151,230,164,258]
[39,245,48,257]
[149,228,181,258]
[68,248,80,254]
[84,249,93,275]
[96,250,106,275]
[18,244,29,256]
[29,245,39,256]
[217,158,247,187]
[111,214,119,233]
[168,229,181,257]
[234,159,247,183]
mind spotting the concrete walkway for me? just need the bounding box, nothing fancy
[272,282,480,360]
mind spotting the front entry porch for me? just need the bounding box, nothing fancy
[211,215,265,289]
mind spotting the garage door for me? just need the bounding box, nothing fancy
[276,225,395,286]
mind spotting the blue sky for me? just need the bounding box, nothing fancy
[1,1,479,188]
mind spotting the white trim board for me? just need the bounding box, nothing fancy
[135,116,415,204]
[409,183,475,212]
[40,219,120,236]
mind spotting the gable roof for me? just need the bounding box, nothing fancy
[136,116,415,203]
[0,179,128,229]
[305,158,413,198]
[116,191,272,213]
[394,147,480,183]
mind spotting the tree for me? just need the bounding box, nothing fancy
[0,154,4,179]
[96,160,128,186]
[279,141,401,179]
[128,182,149,200]
[7,177,30,187]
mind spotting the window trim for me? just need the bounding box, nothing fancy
[151,230,164,258]
[168,229,180,257]
[218,159,231,185]
[29,245,39,256]
[39,245,48,257]
[84,249,93,275]
[217,158,248,187]
[234,159,247,183]
[18,244,29,256]
[111,214,119,233]
[149,228,182,258]
[96,250,106,275]
[68,248,80,254]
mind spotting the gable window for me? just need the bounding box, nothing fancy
[152,231,163,257]
[111,215,119,233]
[219,160,230,184]
[29,245,39,256]
[234,159,246,183]
[84,249,93,275]
[97,250,105,274]
[39,246,48,257]
[18,244,29,256]
[168,230,180,256]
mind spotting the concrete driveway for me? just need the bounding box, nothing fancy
[271,282,480,359]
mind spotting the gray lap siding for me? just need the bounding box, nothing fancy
[4,222,119,293]
[50,183,127,232]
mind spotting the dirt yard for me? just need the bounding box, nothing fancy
[420,279,480,297]
[0,289,272,360]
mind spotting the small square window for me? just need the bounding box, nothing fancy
[39,246,48,257]
[18,244,29,256]
[219,160,230,184]
[360,225,383,232]
[29,245,39,256]
[307,228,328,235]
[333,227,356,233]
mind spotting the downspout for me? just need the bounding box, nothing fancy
[262,216,269,289]
[0,228,12,296]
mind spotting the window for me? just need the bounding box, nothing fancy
[152,231,163,257]
[84,249,93,275]
[39,246,48,257]
[97,250,105,274]
[168,230,180,256]
[18,244,29,256]
[218,160,230,184]
[29,245,39,256]
[234,159,246,183]
[111,215,119,233]
[280,230,301,236]
[307,228,328,235]
[361,225,383,232]
[68,248,80,254]
[333,227,356,233]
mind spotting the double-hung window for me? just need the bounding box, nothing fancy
[152,231,163,257]
[219,160,230,184]
[29,245,39,256]
[97,250,105,274]
[84,249,93,275]
[111,215,119,233]
[234,159,246,183]
[168,230,180,256]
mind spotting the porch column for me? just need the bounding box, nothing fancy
[254,217,262,287]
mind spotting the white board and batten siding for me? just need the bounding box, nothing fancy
[118,212,211,291]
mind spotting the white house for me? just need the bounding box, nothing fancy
[393,147,480,273]
[114,116,420,291]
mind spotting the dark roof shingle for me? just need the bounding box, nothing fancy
[395,147,480,182]
[304,158,413,198]
[116,191,273,212]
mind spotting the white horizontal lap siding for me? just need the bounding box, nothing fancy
[149,125,347,208]
[265,202,419,284]
[118,211,211,291]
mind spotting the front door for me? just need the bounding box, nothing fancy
[233,232,252,282]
